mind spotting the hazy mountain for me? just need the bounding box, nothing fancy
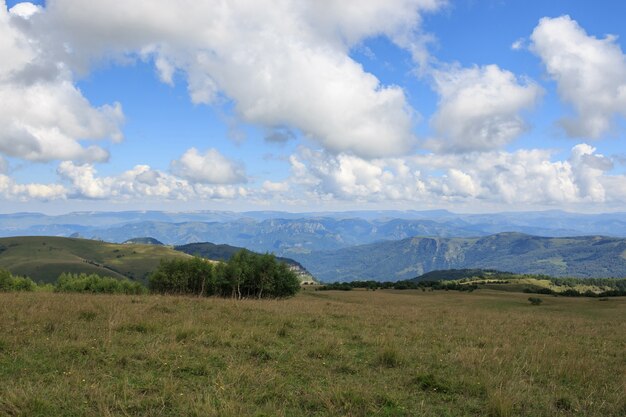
[3,210,626,261]
[2,210,626,242]
[71,218,482,254]
[293,232,626,282]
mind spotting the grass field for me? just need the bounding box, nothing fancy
[0,289,624,416]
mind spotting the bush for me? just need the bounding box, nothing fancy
[528,297,543,305]
[55,273,147,295]
[0,269,36,292]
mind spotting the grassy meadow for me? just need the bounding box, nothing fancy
[0,289,624,417]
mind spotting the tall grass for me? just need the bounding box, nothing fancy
[0,289,623,416]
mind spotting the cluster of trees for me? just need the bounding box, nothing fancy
[523,286,626,297]
[0,269,36,292]
[317,280,477,292]
[318,275,626,297]
[149,251,300,298]
[56,273,147,295]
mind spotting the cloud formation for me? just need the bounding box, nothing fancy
[0,174,67,201]
[287,144,626,206]
[170,148,246,185]
[0,1,124,163]
[429,64,543,152]
[531,15,626,138]
[32,0,446,158]
[57,161,246,201]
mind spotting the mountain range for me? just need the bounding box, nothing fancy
[292,232,626,282]
[2,210,626,281]
[3,210,626,255]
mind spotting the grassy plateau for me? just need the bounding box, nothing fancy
[0,289,624,416]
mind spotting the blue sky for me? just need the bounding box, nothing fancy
[1,0,626,214]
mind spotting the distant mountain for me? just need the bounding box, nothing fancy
[55,218,484,254]
[293,232,626,282]
[175,242,316,281]
[4,210,626,258]
[123,237,164,245]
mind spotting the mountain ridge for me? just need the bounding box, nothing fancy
[293,232,626,282]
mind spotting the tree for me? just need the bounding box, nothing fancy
[149,251,300,299]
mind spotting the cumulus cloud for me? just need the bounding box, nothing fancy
[170,148,246,184]
[57,161,246,201]
[0,174,67,201]
[0,1,124,163]
[429,64,543,152]
[287,145,626,206]
[29,0,447,158]
[531,15,626,138]
[58,162,190,200]
[262,181,289,193]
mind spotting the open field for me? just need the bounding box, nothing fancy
[0,289,624,416]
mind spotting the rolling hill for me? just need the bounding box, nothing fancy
[293,232,626,282]
[175,242,316,281]
[0,236,190,284]
[0,237,317,284]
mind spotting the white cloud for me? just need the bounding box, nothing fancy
[429,64,543,152]
[0,174,67,201]
[170,148,246,184]
[57,161,246,201]
[32,0,447,158]
[290,148,427,202]
[8,1,40,19]
[262,181,289,193]
[530,15,626,138]
[511,38,525,50]
[286,144,626,206]
[0,1,125,163]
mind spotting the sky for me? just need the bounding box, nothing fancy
[1,0,626,214]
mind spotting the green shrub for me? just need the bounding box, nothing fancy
[0,269,36,292]
[528,297,543,305]
[55,273,147,295]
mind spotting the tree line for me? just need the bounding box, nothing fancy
[0,250,301,299]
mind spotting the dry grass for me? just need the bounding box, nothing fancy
[0,289,624,416]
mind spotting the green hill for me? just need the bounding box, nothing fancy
[0,236,190,284]
[175,242,317,282]
[408,269,626,296]
[413,268,516,282]
[122,237,164,245]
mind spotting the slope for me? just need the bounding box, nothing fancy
[0,236,190,284]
